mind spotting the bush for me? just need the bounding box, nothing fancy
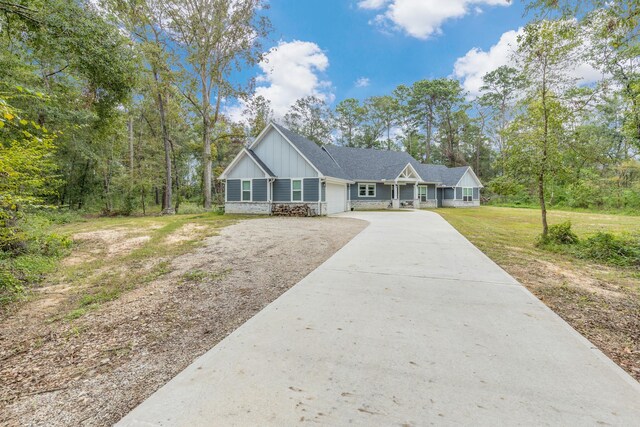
[549,221,579,244]
[576,232,640,267]
[538,221,579,246]
[0,210,75,304]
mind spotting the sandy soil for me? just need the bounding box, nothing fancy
[0,217,367,426]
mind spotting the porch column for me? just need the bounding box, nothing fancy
[414,182,419,209]
[392,182,400,209]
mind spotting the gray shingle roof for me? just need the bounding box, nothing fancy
[271,123,349,180]
[246,148,275,177]
[324,146,418,181]
[270,123,475,187]
[437,166,471,187]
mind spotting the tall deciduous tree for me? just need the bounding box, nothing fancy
[366,95,400,150]
[108,0,179,214]
[243,95,274,138]
[333,98,366,147]
[284,96,332,145]
[515,20,579,236]
[478,66,526,174]
[165,0,270,209]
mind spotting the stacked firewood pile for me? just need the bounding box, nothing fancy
[272,204,314,217]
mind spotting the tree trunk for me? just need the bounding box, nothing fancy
[153,68,174,215]
[202,77,212,210]
[128,116,134,176]
[540,62,549,237]
[170,139,181,213]
[538,171,548,236]
[425,120,432,163]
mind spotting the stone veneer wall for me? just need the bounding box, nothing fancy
[419,200,437,208]
[442,199,480,208]
[225,202,272,214]
[225,202,327,216]
[351,200,390,210]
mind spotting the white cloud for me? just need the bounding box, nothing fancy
[254,40,332,117]
[358,0,511,40]
[453,28,605,97]
[453,28,520,96]
[355,77,371,87]
[357,0,389,9]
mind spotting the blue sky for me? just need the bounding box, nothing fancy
[229,1,544,118]
[268,0,527,98]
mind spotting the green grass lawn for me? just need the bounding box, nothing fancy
[435,206,640,269]
[435,206,640,380]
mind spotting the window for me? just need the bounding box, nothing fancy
[242,180,251,201]
[358,183,376,197]
[418,186,428,202]
[463,187,473,202]
[292,179,303,201]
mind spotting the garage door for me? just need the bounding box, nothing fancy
[326,183,347,214]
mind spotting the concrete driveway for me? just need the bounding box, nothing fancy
[118,210,640,426]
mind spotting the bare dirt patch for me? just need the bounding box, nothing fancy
[63,229,151,266]
[0,216,367,426]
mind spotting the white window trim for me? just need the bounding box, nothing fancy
[418,185,428,202]
[463,187,473,202]
[358,183,376,198]
[241,179,252,202]
[291,178,304,202]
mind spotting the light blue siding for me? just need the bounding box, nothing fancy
[253,179,268,201]
[273,179,291,202]
[458,169,479,187]
[253,128,318,177]
[473,187,480,200]
[303,178,320,202]
[227,179,241,202]
[227,154,264,179]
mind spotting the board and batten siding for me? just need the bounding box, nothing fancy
[457,169,479,188]
[350,182,392,201]
[253,128,318,178]
[226,179,241,201]
[303,178,320,202]
[227,155,264,179]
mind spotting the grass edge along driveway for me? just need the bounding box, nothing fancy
[435,206,640,381]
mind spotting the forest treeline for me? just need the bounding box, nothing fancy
[0,1,639,297]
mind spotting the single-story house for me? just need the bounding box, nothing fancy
[218,122,483,215]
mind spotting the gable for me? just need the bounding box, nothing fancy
[227,154,265,179]
[252,127,319,178]
[396,163,421,181]
[457,168,482,188]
